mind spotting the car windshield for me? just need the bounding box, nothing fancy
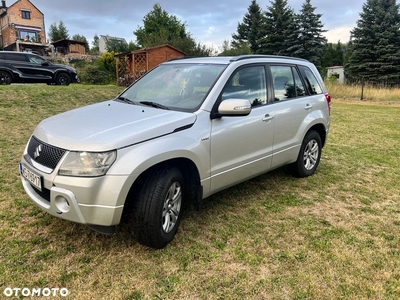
[117,63,226,112]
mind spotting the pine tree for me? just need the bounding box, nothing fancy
[231,0,265,53]
[286,0,327,68]
[346,0,400,85]
[323,41,344,68]
[48,21,69,42]
[259,0,294,55]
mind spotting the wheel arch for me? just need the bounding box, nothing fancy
[307,123,327,147]
[123,157,203,216]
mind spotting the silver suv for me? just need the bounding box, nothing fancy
[19,55,331,248]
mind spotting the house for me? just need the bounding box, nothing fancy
[115,44,186,86]
[99,35,127,54]
[0,0,48,54]
[51,38,87,55]
[327,66,345,84]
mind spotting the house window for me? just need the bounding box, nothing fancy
[19,30,40,42]
[21,10,31,19]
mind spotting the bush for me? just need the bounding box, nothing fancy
[96,51,117,74]
[80,65,114,85]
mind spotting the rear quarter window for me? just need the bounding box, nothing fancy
[299,66,323,95]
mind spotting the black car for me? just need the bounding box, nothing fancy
[0,51,79,85]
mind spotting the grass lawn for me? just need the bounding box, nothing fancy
[0,84,399,299]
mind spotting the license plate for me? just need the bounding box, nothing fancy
[20,163,42,191]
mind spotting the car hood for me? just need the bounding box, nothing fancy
[32,100,197,151]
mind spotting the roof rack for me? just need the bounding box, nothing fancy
[167,56,195,62]
[230,55,308,62]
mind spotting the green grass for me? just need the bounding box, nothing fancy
[1,84,400,299]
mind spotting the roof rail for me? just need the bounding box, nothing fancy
[167,56,195,62]
[230,55,308,62]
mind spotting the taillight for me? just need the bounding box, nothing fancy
[325,93,331,115]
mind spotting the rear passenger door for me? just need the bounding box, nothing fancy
[4,53,30,78]
[269,64,323,168]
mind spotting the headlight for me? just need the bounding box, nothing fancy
[58,151,116,177]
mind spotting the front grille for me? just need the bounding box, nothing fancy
[27,136,66,170]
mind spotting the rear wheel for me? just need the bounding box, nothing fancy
[290,130,322,177]
[132,166,184,249]
[0,71,12,85]
[55,72,71,85]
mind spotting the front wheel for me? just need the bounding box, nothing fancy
[290,130,322,177]
[0,71,12,85]
[55,72,71,86]
[132,166,185,249]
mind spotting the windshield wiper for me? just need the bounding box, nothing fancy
[140,101,170,110]
[116,96,135,105]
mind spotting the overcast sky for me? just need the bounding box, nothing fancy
[21,0,370,50]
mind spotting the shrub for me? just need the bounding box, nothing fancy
[80,65,113,85]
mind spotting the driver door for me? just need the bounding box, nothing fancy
[210,65,275,193]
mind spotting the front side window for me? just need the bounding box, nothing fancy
[221,65,267,107]
[27,54,47,64]
[21,10,31,19]
[118,63,226,112]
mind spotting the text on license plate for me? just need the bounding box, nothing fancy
[20,163,42,191]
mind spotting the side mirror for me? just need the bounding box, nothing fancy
[218,99,252,116]
[41,61,50,66]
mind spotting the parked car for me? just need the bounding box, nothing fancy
[0,51,79,85]
[19,55,331,248]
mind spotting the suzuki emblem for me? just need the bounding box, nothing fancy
[34,145,43,159]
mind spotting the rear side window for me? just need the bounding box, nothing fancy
[270,65,306,102]
[5,53,28,62]
[299,66,323,95]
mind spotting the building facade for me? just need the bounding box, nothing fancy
[0,0,48,54]
[327,66,345,84]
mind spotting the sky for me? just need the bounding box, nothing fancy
[17,0,369,51]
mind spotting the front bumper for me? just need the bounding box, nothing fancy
[20,156,130,227]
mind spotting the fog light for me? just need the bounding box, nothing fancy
[55,195,70,213]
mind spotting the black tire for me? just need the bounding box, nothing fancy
[55,72,71,86]
[0,71,12,85]
[290,130,322,178]
[132,166,185,249]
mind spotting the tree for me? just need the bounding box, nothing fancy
[322,41,344,68]
[346,0,400,85]
[91,34,100,54]
[71,34,89,52]
[259,0,294,55]
[218,40,251,56]
[231,0,265,53]
[48,21,69,42]
[105,38,129,53]
[133,4,211,56]
[286,0,327,68]
[134,4,186,47]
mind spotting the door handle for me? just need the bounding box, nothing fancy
[305,104,313,110]
[262,113,275,122]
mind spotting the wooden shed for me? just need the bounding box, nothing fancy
[51,39,87,55]
[115,44,186,86]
